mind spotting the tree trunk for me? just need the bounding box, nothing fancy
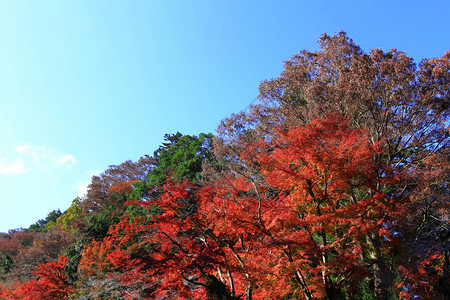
[245,284,252,300]
[440,249,449,300]
[367,233,391,299]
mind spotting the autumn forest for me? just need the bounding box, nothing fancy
[0,33,449,299]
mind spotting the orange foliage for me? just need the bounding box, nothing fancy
[78,238,115,278]
[107,180,139,195]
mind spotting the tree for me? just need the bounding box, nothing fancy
[55,197,83,234]
[0,229,37,284]
[216,31,449,297]
[219,32,449,169]
[398,148,450,299]
[28,209,62,232]
[149,132,214,184]
[6,229,74,285]
[130,132,215,200]
[0,256,74,300]
[80,156,154,214]
[58,157,154,242]
[82,115,410,299]
[203,115,409,299]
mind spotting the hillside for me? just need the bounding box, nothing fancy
[0,32,449,300]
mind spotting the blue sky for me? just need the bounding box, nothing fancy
[0,1,449,232]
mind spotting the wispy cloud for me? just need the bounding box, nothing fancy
[15,145,45,163]
[54,154,77,167]
[0,158,26,175]
[0,145,77,175]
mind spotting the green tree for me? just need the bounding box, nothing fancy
[29,210,63,233]
[149,132,214,185]
[130,132,214,200]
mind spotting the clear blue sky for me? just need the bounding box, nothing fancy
[0,1,449,232]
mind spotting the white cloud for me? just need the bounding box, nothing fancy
[55,154,77,167]
[15,145,45,163]
[0,145,77,175]
[14,145,31,153]
[14,145,45,163]
[0,158,25,175]
[15,144,77,170]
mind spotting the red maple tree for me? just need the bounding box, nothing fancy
[0,256,73,300]
[73,115,414,299]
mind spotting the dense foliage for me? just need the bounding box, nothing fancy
[1,33,448,299]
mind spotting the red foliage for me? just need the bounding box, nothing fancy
[398,251,447,299]
[0,256,73,300]
[74,115,413,299]
[197,114,409,298]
